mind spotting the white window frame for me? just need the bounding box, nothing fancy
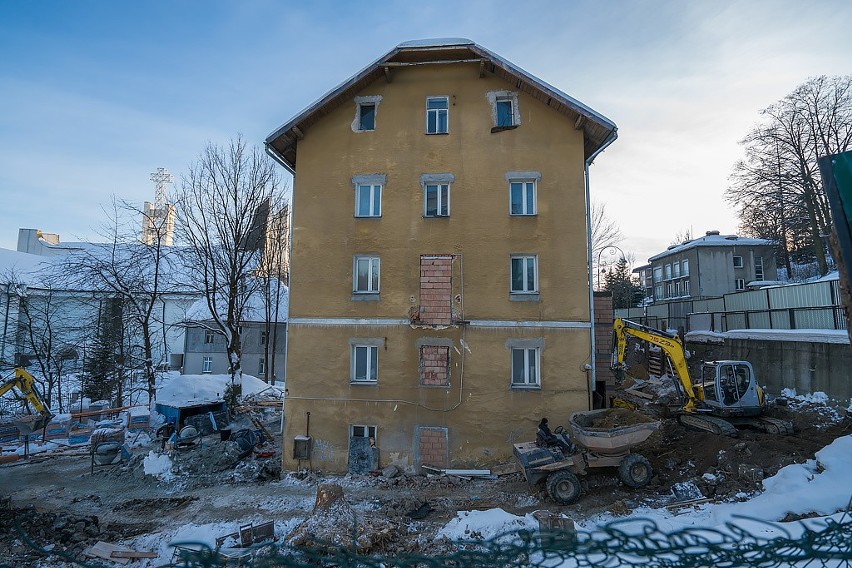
[350,424,377,439]
[260,330,267,346]
[202,356,213,374]
[355,184,382,217]
[258,358,265,376]
[735,278,745,291]
[755,256,764,281]
[673,261,680,278]
[684,280,690,296]
[353,256,380,293]
[351,344,378,384]
[664,264,672,280]
[653,266,662,283]
[204,329,215,344]
[425,96,449,134]
[424,183,450,217]
[511,347,540,387]
[733,255,744,269]
[510,255,538,294]
[509,180,536,215]
[682,259,689,276]
[654,284,663,300]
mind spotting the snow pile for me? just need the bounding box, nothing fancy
[687,329,850,344]
[437,508,537,541]
[437,434,852,544]
[143,450,174,481]
[157,373,284,406]
[780,389,845,425]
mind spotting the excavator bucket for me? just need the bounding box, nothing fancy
[13,413,53,435]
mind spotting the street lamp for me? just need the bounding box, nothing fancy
[596,245,627,291]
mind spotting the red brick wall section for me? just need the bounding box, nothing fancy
[420,345,450,386]
[420,256,452,325]
[594,293,616,386]
[418,427,448,468]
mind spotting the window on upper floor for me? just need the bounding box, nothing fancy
[204,329,215,344]
[511,255,538,294]
[426,96,449,134]
[351,344,378,383]
[682,259,689,276]
[487,90,520,132]
[511,347,540,388]
[673,261,680,278]
[352,95,381,132]
[653,266,662,283]
[506,171,540,216]
[684,280,691,296]
[353,256,380,294]
[260,331,267,346]
[355,184,382,217]
[258,358,265,377]
[202,356,212,374]
[664,264,672,280]
[733,255,744,269]
[424,184,450,217]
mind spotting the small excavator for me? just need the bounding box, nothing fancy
[0,367,54,435]
[611,318,794,437]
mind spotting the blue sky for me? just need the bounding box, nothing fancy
[1,0,850,263]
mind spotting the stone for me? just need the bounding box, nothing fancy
[382,465,399,479]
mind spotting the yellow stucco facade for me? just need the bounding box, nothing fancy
[270,45,614,473]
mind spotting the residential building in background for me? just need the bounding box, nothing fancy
[266,38,617,473]
[634,231,777,304]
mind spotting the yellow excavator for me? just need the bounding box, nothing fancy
[611,318,794,436]
[0,367,54,435]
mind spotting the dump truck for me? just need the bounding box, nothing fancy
[513,408,659,504]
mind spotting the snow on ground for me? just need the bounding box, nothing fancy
[780,389,846,423]
[437,434,852,552]
[156,373,284,406]
[687,328,850,344]
[142,450,174,481]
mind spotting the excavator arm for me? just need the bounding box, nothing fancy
[611,318,702,413]
[0,368,54,434]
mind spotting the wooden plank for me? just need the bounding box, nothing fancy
[625,388,655,400]
[111,550,158,559]
[83,541,131,565]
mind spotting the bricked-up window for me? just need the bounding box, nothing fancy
[419,256,453,325]
[426,96,449,134]
[353,256,380,293]
[510,255,538,293]
[420,345,450,386]
[511,347,539,387]
[418,426,448,468]
[351,345,378,383]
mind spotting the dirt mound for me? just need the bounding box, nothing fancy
[574,408,654,429]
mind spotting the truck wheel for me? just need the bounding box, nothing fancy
[618,453,653,488]
[546,471,581,504]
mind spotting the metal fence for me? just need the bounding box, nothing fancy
[616,280,847,333]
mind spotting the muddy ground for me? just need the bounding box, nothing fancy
[1,395,849,566]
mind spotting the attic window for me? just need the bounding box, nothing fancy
[486,90,520,133]
[352,95,382,132]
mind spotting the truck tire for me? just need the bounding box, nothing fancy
[618,453,653,488]
[546,470,581,504]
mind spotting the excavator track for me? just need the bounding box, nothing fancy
[744,416,796,435]
[678,413,739,437]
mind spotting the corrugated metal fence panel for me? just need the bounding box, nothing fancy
[704,298,726,312]
[726,313,747,330]
[724,289,769,311]
[748,312,771,329]
[668,301,694,318]
[793,308,836,329]
[768,281,832,308]
[770,311,792,329]
[647,304,669,318]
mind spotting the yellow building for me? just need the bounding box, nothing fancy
[265,39,617,473]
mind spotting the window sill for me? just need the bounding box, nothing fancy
[419,382,451,388]
[354,215,382,219]
[350,381,378,386]
[510,293,540,302]
[491,124,518,134]
[351,293,380,302]
[509,213,537,217]
[511,384,541,390]
[425,132,449,136]
[423,215,450,219]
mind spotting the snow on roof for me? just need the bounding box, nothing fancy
[0,248,54,285]
[686,328,850,344]
[816,271,840,282]
[397,38,474,48]
[648,234,774,262]
[156,373,284,407]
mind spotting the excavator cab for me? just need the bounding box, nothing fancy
[700,361,764,417]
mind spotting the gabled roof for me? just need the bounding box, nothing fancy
[265,38,617,172]
[648,234,775,262]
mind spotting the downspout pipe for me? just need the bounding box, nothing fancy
[584,127,618,408]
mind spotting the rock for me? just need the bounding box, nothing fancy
[382,465,399,479]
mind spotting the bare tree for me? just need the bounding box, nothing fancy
[174,136,283,386]
[728,75,852,276]
[670,228,693,246]
[259,202,290,384]
[591,201,625,289]
[59,198,173,404]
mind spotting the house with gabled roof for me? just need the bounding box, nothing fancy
[265,39,617,473]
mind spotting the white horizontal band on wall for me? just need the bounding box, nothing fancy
[289,317,591,328]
